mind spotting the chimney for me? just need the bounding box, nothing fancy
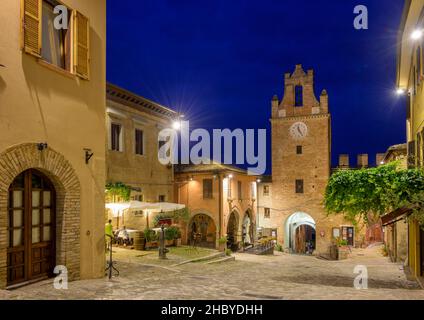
[339,154,349,168]
[357,154,369,168]
[376,153,386,166]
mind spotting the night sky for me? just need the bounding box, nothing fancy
[107,0,406,174]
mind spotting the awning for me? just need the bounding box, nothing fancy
[106,201,185,217]
[381,207,412,226]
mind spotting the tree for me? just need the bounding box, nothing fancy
[324,162,424,225]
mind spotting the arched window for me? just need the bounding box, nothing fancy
[295,85,303,107]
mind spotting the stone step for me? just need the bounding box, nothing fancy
[172,252,225,267]
[205,255,235,264]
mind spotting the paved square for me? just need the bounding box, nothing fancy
[1,246,423,300]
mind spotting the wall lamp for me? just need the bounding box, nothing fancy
[84,148,94,164]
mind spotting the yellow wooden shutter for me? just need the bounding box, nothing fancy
[74,11,90,79]
[22,0,42,57]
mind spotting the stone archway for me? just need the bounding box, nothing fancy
[188,214,217,248]
[227,211,239,251]
[0,144,81,289]
[284,212,316,254]
[242,210,254,246]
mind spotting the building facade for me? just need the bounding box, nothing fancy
[175,163,257,250]
[381,144,408,264]
[258,65,353,255]
[106,83,177,230]
[397,0,424,280]
[0,0,106,288]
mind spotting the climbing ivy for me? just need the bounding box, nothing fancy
[324,162,424,225]
[105,182,131,202]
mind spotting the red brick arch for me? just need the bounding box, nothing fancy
[0,143,81,288]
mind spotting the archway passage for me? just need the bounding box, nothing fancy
[285,212,316,254]
[227,212,238,251]
[189,214,216,248]
[242,211,254,246]
[7,169,56,286]
[294,225,316,254]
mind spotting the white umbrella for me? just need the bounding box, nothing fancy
[149,202,185,212]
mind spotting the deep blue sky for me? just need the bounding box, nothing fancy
[107,0,406,174]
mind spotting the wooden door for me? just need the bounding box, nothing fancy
[7,170,56,287]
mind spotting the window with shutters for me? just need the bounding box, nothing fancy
[296,145,303,155]
[264,208,271,219]
[22,0,90,79]
[135,129,144,155]
[111,123,123,152]
[295,179,304,194]
[203,179,213,199]
[41,0,70,70]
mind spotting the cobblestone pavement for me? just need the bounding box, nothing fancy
[2,245,424,300]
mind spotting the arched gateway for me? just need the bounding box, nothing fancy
[188,214,216,248]
[285,212,316,254]
[0,144,81,288]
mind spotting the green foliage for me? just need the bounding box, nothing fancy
[165,226,182,241]
[144,228,158,242]
[325,162,424,225]
[106,182,131,201]
[218,236,227,245]
[275,244,283,252]
[152,208,190,227]
[225,248,232,256]
[336,239,348,247]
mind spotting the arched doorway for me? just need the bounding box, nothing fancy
[227,211,239,251]
[7,169,56,286]
[189,214,216,248]
[285,212,316,254]
[242,211,254,246]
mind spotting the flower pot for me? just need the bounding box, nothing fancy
[337,246,350,260]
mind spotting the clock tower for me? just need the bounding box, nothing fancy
[264,64,346,255]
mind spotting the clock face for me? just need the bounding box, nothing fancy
[289,122,308,139]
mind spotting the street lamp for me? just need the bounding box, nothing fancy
[173,114,185,131]
[396,88,405,96]
[411,29,423,40]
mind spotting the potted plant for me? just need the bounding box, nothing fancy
[218,236,227,252]
[144,228,158,250]
[165,226,181,247]
[337,238,350,260]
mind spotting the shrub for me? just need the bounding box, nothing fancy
[225,248,232,256]
[218,236,227,245]
[144,228,158,242]
[275,244,283,252]
[165,226,181,241]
